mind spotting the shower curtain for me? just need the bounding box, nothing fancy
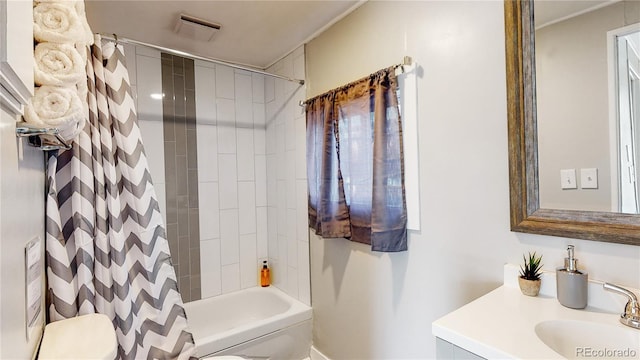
[45,36,196,359]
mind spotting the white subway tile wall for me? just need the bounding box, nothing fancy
[221,263,241,294]
[256,207,269,259]
[194,65,217,125]
[136,55,164,123]
[198,182,220,240]
[196,60,261,296]
[220,209,240,266]
[128,44,309,304]
[216,99,237,154]
[235,73,253,128]
[255,155,268,207]
[239,233,258,289]
[218,154,239,210]
[215,66,235,99]
[196,125,218,182]
[238,182,257,235]
[200,239,222,297]
[262,47,309,304]
[236,129,255,181]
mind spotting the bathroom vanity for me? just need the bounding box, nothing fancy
[432,265,640,359]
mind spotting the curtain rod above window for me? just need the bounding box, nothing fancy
[298,56,412,107]
[99,33,305,85]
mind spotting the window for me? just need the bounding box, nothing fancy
[306,67,407,252]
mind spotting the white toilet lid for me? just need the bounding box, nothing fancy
[39,313,117,360]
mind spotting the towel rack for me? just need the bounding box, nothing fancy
[15,122,72,151]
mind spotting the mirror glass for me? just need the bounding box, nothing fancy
[534,0,640,214]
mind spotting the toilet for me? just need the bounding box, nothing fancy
[38,313,247,359]
[38,313,117,359]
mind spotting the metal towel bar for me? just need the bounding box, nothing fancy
[15,122,72,150]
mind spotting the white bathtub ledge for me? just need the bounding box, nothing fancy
[184,286,312,358]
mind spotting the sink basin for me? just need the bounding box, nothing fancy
[535,320,640,359]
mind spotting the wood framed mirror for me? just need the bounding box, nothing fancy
[504,0,640,246]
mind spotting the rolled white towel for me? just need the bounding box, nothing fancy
[34,42,85,87]
[58,108,86,141]
[74,0,94,46]
[24,85,86,141]
[33,2,88,44]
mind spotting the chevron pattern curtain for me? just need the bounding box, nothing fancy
[45,36,196,359]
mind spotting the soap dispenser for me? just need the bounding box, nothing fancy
[556,245,588,309]
[260,260,270,287]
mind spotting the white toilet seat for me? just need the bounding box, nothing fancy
[39,314,250,360]
[38,313,117,360]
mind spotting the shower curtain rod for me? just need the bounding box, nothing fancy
[99,33,305,85]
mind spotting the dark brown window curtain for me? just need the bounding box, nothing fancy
[306,67,407,252]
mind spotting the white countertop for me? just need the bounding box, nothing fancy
[431,264,639,359]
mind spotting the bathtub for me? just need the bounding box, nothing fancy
[184,286,312,359]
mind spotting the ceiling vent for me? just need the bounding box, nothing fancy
[174,14,221,42]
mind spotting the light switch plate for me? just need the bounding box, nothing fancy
[561,169,577,189]
[581,168,598,189]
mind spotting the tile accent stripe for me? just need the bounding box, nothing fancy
[161,53,201,302]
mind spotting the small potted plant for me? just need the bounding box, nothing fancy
[519,252,543,296]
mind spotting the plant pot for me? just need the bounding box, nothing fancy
[518,277,541,296]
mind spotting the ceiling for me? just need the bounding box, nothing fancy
[85,1,362,69]
[534,0,615,28]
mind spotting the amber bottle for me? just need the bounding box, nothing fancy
[260,260,270,287]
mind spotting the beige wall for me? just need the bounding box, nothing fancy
[0,108,45,359]
[536,3,626,211]
[306,1,640,358]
